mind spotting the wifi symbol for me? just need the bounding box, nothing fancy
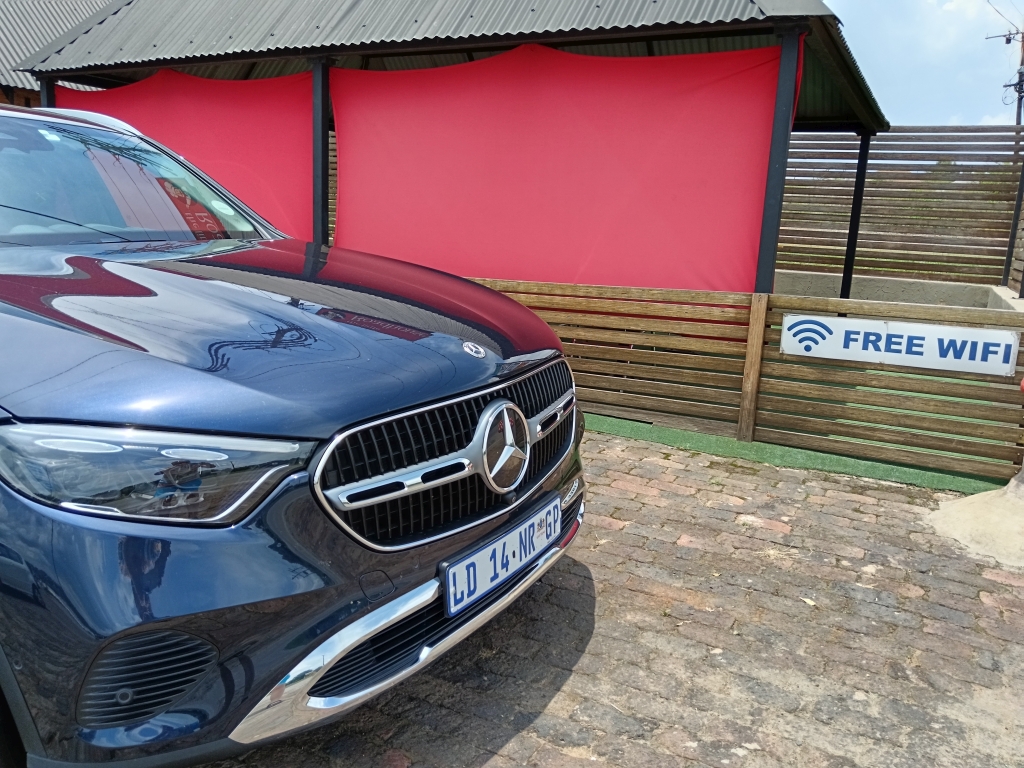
[787,319,834,352]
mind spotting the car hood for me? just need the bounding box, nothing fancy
[0,239,560,439]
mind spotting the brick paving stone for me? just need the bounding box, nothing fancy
[206,433,1024,768]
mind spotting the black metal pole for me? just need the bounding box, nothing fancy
[1004,155,1024,290]
[839,132,872,299]
[754,28,802,294]
[1017,36,1023,127]
[312,58,331,251]
[38,77,55,108]
[1006,48,1024,291]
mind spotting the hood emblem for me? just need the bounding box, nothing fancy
[480,400,530,493]
[462,341,486,358]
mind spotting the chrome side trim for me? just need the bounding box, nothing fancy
[531,391,575,443]
[312,356,577,552]
[324,458,474,512]
[229,501,584,746]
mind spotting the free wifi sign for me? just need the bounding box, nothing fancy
[781,315,1020,377]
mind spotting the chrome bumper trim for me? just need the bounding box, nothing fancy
[229,501,585,746]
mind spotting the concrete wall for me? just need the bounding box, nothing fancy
[774,270,1024,312]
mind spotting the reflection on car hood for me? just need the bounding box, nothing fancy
[0,239,560,438]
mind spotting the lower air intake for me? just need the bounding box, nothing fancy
[308,496,582,700]
[77,631,218,729]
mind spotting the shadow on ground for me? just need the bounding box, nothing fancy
[207,555,596,768]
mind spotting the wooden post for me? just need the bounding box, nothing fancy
[736,293,769,442]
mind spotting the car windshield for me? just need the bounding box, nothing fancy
[0,114,260,247]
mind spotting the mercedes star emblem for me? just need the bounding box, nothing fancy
[481,401,530,493]
[462,341,486,358]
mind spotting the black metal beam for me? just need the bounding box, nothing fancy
[1004,149,1024,288]
[38,77,55,108]
[311,58,331,250]
[793,121,877,133]
[55,73,135,88]
[839,132,872,299]
[754,27,803,294]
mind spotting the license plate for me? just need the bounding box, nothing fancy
[444,496,561,616]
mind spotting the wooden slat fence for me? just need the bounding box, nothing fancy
[479,280,753,437]
[480,280,1024,481]
[781,126,1024,286]
[756,295,1024,479]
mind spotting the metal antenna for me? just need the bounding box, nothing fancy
[988,0,1024,124]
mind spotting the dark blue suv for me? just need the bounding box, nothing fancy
[0,105,584,767]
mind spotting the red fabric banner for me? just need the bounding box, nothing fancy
[331,44,785,292]
[56,70,313,241]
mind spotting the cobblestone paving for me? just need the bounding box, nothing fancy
[212,433,1024,768]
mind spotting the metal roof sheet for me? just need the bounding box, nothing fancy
[15,0,884,131]
[0,0,108,89]
[21,0,835,74]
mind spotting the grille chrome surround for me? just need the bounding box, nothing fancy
[312,356,576,552]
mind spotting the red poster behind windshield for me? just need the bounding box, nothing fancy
[330,44,788,292]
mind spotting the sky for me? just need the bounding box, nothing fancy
[826,0,1024,125]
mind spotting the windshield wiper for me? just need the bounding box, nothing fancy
[0,204,131,242]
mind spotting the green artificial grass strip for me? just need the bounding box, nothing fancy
[583,413,1003,496]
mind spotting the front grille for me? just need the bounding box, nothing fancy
[339,415,573,545]
[346,475,500,542]
[320,360,573,488]
[526,415,573,481]
[307,496,582,700]
[319,360,576,546]
[77,631,218,729]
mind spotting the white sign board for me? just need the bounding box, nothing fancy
[780,315,1020,377]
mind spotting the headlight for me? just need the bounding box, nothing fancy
[0,423,315,524]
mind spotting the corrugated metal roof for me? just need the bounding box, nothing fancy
[14,0,884,130]
[21,0,834,73]
[0,0,109,89]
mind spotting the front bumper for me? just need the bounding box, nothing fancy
[231,498,585,745]
[1,414,585,767]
